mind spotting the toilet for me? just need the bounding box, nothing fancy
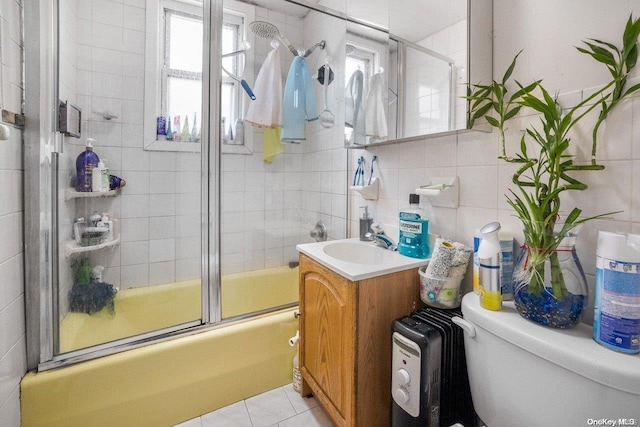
[454,293,640,427]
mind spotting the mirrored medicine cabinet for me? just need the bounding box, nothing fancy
[280,0,492,147]
[343,0,493,147]
[142,0,492,153]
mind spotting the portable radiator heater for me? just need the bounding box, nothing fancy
[391,307,477,427]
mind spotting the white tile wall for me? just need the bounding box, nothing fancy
[0,0,25,423]
[219,5,348,275]
[350,0,640,327]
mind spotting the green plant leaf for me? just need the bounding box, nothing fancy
[623,15,640,51]
[625,44,638,70]
[623,82,640,97]
[522,94,550,114]
[583,41,617,66]
[511,80,540,101]
[485,116,500,127]
[588,38,620,53]
[502,50,523,84]
[577,47,617,67]
[471,97,489,111]
[472,102,493,120]
[504,105,522,121]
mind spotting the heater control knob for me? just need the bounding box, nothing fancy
[393,387,410,404]
[396,368,411,386]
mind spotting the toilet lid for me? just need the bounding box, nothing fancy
[461,292,640,396]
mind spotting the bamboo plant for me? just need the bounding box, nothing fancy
[466,15,640,298]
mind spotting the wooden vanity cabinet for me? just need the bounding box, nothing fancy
[298,253,421,427]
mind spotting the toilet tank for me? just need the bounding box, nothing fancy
[459,293,640,427]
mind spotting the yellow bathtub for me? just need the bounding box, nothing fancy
[59,265,299,353]
[21,266,300,426]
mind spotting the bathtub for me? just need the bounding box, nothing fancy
[21,266,300,426]
[59,265,299,353]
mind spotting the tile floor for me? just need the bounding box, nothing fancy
[174,384,333,427]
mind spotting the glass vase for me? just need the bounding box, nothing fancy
[513,226,588,328]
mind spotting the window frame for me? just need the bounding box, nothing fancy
[143,0,254,153]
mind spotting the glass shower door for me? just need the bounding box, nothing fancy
[51,0,210,358]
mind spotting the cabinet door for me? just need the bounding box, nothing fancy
[299,255,355,426]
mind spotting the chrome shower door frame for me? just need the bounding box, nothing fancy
[24,0,223,371]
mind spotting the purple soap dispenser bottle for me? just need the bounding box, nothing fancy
[75,138,100,192]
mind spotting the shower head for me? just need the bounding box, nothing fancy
[249,21,298,56]
[249,21,279,39]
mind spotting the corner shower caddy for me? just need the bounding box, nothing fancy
[64,187,121,257]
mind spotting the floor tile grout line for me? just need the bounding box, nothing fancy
[241,399,254,427]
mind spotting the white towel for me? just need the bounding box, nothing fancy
[245,48,282,128]
[365,72,388,138]
[345,70,365,145]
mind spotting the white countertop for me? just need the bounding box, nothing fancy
[296,238,429,281]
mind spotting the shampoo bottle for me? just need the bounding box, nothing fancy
[101,159,110,192]
[75,138,100,192]
[478,221,502,310]
[398,194,430,259]
[97,213,113,242]
[92,160,106,192]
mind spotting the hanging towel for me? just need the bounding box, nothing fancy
[245,48,283,128]
[345,70,365,145]
[281,56,318,142]
[365,72,388,138]
[263,127,284,163]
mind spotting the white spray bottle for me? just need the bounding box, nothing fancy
[478,221,502,310]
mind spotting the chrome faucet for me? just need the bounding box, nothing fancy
[365,222,397,251]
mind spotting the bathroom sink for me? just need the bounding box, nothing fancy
[297,238,429,281]
[322,241,390,264]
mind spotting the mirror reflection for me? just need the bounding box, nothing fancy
[389,0,469,140]
[344,21,390,146]
[342,0,491,146]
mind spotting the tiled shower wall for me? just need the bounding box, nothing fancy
[220,5,304,274]
[61,0,202,292]
[220,5,348,275]
[0,0,26,423]
[350,0,640,326]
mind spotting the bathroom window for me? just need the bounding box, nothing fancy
[220,13,243,147]
[162,8,203,142]
[144,0,255,153]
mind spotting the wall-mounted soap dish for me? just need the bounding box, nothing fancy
[415,176,458,208]
[350,177,379,201]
